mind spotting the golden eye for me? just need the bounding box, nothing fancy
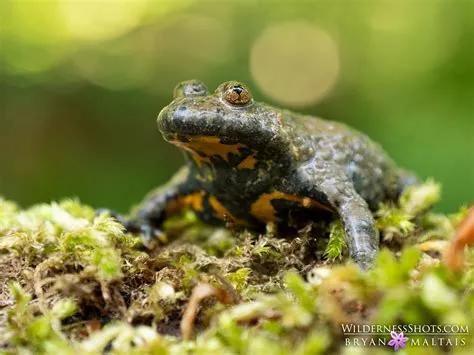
[223,83,252,106]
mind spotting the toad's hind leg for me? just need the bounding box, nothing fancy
[296,162,379,270]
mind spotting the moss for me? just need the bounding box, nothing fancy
[324,220,346,260]
[1,181,473,354]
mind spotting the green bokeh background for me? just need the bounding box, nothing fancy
[1,0,473,214]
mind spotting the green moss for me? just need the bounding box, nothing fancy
[324,220,346,260]
[225,268,252,292]
[6,283,76,355]
[1,180,473,354]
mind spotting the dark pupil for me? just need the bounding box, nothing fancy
[232,86,244,95]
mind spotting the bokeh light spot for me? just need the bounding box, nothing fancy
[59,0,148,41]
[2,1,72,74]
[250,22,340,107]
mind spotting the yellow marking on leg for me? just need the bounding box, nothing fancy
[165,191,205,216]
[250,191,333,223]
[208,195,248,225]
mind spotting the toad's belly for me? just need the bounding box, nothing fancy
[193,191,334,226]
[249,192,334,223]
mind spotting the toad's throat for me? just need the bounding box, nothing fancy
[167,135,247,162]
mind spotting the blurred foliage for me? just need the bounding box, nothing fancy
[0,0,473,212]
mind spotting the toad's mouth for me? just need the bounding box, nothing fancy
[163,134,248,162]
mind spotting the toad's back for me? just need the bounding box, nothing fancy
[283,112,402,208]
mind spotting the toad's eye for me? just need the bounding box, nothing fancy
[222,82,252,106]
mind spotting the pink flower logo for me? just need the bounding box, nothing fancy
[388,331,408,351]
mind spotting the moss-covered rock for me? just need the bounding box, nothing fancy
[0,182,472,354]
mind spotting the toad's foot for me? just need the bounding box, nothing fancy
[96,209,165,249]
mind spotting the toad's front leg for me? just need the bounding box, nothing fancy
[296,163,379,270]
[114,166,202,247]
[336,195,378,270]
